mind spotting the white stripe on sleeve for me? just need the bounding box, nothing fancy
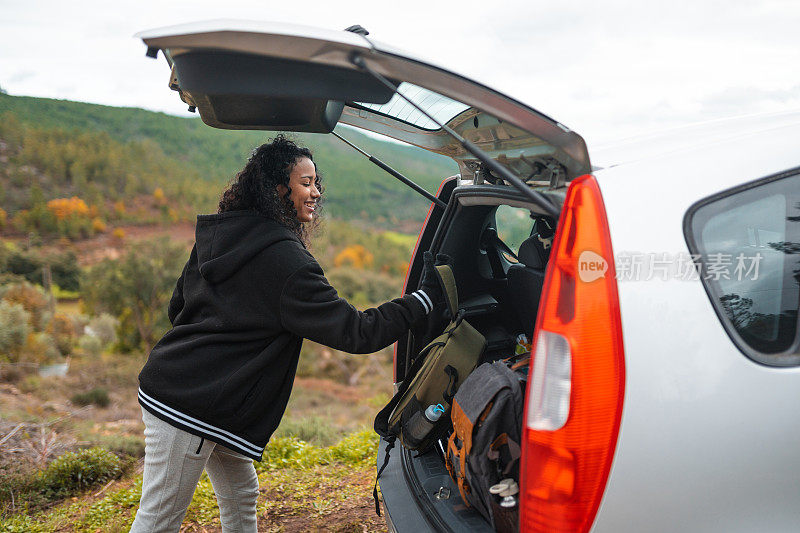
[411,291,431,314]
[418,290,434,312]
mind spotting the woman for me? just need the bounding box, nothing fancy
[131,135,444,532]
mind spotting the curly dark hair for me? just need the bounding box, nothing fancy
[218,135,323,243]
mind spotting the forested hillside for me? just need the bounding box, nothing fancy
[0,93,457,226]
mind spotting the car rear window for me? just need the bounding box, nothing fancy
[495,204,536,259]
[353,82,470,131]
[686,168,800,366]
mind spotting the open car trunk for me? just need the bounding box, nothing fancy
[380,179,561,531]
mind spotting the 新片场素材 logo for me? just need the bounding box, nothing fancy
[578,250,607,282]
[577,250,762,282]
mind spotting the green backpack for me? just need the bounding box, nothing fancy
[373,264,486,514]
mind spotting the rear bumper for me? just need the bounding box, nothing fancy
[377,438,493,533]
[377,438,435,532]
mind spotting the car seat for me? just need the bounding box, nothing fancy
[506,230,551,339]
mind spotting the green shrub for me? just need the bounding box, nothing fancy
[0,300,31,361]
[39,447,122,499]
[274,415,339,446]
[327,429,378,468]
[0,447,125,517]
[363,392,391,409]
[81,238,186,352]
[0,244,82,293]
[87,313,118,347]
[0,470,40,509]
[258,436,325,472]
[257,429,378,473]
[24,332,61,365]
[70,387,110,408]
[47,312,75,356]
[47,251,81,292]
[18,374,41,393]
[0,364,26,382]
[0,272,26,287]
[326,267,401,308]
[96,434,145,458]
[78,333,103,357]
[52,285,80,300]
[294,342,319,378]
[2,244,39,280]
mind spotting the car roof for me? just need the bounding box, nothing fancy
[590,110,800,171]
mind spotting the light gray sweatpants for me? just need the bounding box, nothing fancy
[130,407,259,533]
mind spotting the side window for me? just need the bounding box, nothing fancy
[494,205,536,262]
[686,169,800,366]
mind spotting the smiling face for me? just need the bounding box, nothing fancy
[277,157,320,223]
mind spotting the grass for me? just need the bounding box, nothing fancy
[0,430,383,533]
[54,299,81,316]
[89,433,145,458]
[70,387,110,408]
[381,231,417,249]
[0,447,127,526]
[274,415,340,446]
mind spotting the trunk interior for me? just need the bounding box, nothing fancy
[386,181,564,531]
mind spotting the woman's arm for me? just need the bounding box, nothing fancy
[279,260,432,354]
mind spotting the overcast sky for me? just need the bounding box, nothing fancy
[1,0,799,146]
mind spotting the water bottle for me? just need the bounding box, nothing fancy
[425,403,446,422]
[404,403,446,446]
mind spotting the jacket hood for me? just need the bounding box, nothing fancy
[195,211,300,284]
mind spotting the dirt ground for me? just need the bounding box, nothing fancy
[0,355,146,473]
[68,221,197,266]
[190,468,388,533]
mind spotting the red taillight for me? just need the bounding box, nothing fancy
[520,174,625,532]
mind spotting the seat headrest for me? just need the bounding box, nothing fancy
[517,231,553,270]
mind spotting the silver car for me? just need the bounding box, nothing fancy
[139,21,800,532]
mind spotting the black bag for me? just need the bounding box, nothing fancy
[372,264,486,514]
[445,359,526,530]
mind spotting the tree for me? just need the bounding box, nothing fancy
[719,293,753,330]
[2,281,49,331]
[333,244,374,269]
[82,238,186,353]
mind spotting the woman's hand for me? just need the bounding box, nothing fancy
[418,251,453,312]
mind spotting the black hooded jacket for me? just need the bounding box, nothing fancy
[138,211,431,460]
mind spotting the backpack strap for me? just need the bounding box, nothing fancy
[488,432,522,476]
[445,431,458,481]
[450,399,475,506]
[434,264,458,318]
[446,430,471,506]
[373,438,395,516]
